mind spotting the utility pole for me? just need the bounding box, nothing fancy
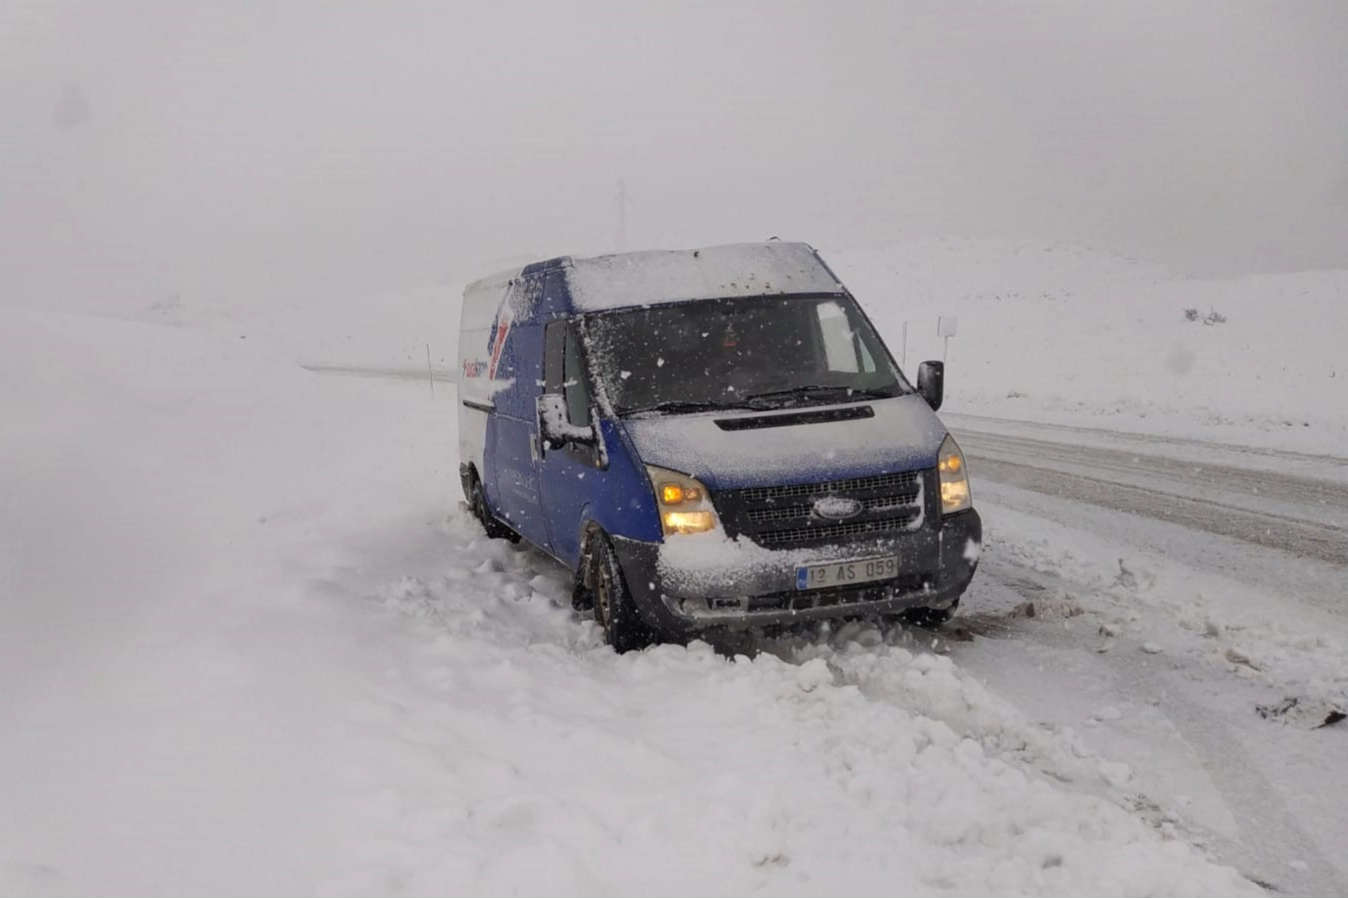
[614,179,631,252]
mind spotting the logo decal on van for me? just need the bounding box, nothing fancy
[812,496,863,520]
[486,305,513,380]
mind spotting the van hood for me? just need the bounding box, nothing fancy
[619,394,947,490]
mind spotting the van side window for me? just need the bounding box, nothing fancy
[817,301,876,373]
[544,321,565,391]
[544,320,593,427]
[563,326,592,426]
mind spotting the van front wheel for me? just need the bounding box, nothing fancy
[590,536,656,654]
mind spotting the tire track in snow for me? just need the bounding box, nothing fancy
[963,553,1348,896]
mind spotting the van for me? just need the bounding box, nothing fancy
[457,241,981,651]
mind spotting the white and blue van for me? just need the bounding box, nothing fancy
[457,242,981,651]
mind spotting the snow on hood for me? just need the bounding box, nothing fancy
[568,241,843,312]
[620,393,946,489]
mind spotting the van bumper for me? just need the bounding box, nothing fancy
[611,509,981,635]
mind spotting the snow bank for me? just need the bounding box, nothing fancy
[827,238,1348,453]
[363,528,1252,896]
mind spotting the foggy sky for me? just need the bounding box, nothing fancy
[2,0,1346,300]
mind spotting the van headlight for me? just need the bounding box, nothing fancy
[646,465,718,535]
[938,434,972,514]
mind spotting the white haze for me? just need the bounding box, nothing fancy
[2,0,1347,306]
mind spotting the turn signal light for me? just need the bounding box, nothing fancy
[647,464,717,536]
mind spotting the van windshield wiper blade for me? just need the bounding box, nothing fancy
[620,399,753,417]
[743,385,897,406]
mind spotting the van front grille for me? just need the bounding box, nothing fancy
[747,494,917,524]
[753,514,922,547]
[736,471,920,503]
[713,469,930,549]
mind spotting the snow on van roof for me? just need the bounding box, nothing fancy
[567,241,844,311]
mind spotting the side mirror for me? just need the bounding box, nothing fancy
[538,394,597,449]
[917,360,944,411]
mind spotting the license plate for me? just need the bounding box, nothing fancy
[796,556,898,590]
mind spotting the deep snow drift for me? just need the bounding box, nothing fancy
[0,302,1254,895]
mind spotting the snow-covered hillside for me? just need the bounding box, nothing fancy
[0,303,1256,895]
[827,239,1348,454]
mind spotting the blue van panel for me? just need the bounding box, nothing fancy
[488,412,548,547]
[537,418,661,566]
[536,270,573,321]
[522,256,570,278]
[487,279,546,419]
[535,431,598,566]
[481,277,552,550]
[589,419,663,544]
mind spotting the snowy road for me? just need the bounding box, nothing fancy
[947,414,1348,895]
[951,414,1348,565]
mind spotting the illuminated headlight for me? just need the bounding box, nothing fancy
[938,434,972,514]
[646,465,717,535]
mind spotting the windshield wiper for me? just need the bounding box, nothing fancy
[621,399,754,417]
[743,385,897,407]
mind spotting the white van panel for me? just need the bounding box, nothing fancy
[457,277,515,477]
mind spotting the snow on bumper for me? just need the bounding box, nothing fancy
[612,510,981,633]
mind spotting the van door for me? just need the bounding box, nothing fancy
[483,278,551,551]
[538,319,603,568]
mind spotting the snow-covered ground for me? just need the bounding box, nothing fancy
[948,421,1348,891]
[4,239,1346,895]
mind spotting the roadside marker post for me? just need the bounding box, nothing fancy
[937,316,958,363]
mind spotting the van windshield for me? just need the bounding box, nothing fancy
[583,295,909,417]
